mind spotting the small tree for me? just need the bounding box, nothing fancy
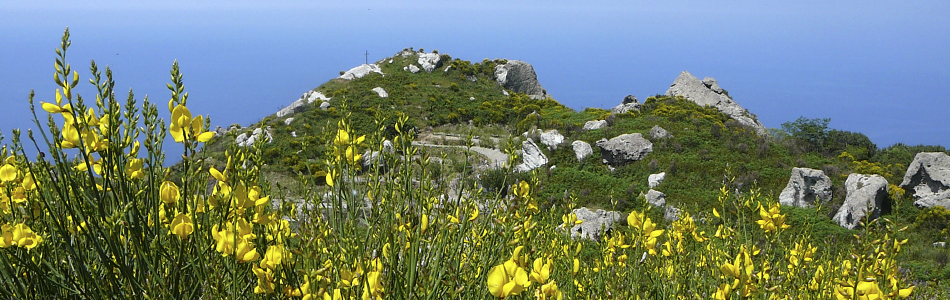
[781,116,830,153]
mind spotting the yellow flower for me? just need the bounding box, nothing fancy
[362,270,384,300]
[323,289,343,300]
[325,168,335,187]
[529,257,552,284]
[160,181,180,205]
[170,213,194,239]
[252,266,275,294]
[755,203,790,233]
[12,223,42,249]
[125,158,145,180]
[261,245,290,270]
[0,164,17,183]
[236,239,261,263]
[0,224,14,248]
[535,280,562,300]
[487,260,529,298]
[169,104,214,143]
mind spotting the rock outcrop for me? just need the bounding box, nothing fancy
[494,60,550,99]
[515,139,548,172]
[595,133,653,166]
[569,207,622,241]
[236,128,273,147]
[832,173,890,229]
[900,152,950,209]
[650,125,672,139]
[417,53,443,72]
[665,71,766,135]
[572,141,593,161]
[540,130,565,150]
[611,95,641,114]
[646,189,666,207]
[648,172,666,189]
[372,87,388,98]
[319,102,330,110]
[340,64,383,80]
[276,91,330,118]
[362,140,394,172]
[583,120,607,130]
[779,168,833,208]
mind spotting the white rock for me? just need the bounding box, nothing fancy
[515,140,548,172]
[237,128,273,147]
[417,53,441,72]
[469,97,475,101]
[664,206,681,222]
[320,102,330,110]
[666,71,767,135]
[572,141,592,161]
[502,90,509,96]
[900,152,950,209]
[595,133,654,166]
[540,130,565,150]
[648,172,666,188]
[935,242,947,248]
[340,64,383,80]
[832,173,890,229]
[568,207,622,241]
[779,168,833,207]
[284,118,294,125]
[409,65,420,73]
[276,91,331,118]
[583,120,608,130]
[372,87,388,98]
[646,189,666,207]
[388,59,393,64]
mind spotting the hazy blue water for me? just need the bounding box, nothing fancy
[2,1,949,163]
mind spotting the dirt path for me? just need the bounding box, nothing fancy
[410,142,508,169]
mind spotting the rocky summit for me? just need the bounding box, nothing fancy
[495,60,550,99]
[666,71,767,135]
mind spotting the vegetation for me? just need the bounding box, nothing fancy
[0,29,948,298]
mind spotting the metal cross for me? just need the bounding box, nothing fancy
[365,51,369,65]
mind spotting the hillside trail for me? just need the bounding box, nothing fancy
[412,133,509,169]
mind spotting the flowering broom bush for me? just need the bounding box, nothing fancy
[0,29,923,299]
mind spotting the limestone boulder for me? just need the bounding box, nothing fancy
[494,60,550,99]
[779,168,833,207]
[540,130,565,150]
[648,172,666,188]
[650,125,672,139]
[572,140,593,161]
[665,71,766,135]
[569,207,622,241]
[417,53,443,72]
[832,173,890,229]
[646,189,666,207]
[276,91,330,118]
[340,64,383,80]
[236,128,273,147]
[611,95,641,114]
[595,133,653,166]
[515,140,548,172]
[900,152,950,209]
[583,120,608,130]
[372,87,388,98]
[320,101,330,110]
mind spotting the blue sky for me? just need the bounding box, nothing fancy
[2,0,949,156]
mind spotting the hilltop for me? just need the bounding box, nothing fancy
[191,48,950,288]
